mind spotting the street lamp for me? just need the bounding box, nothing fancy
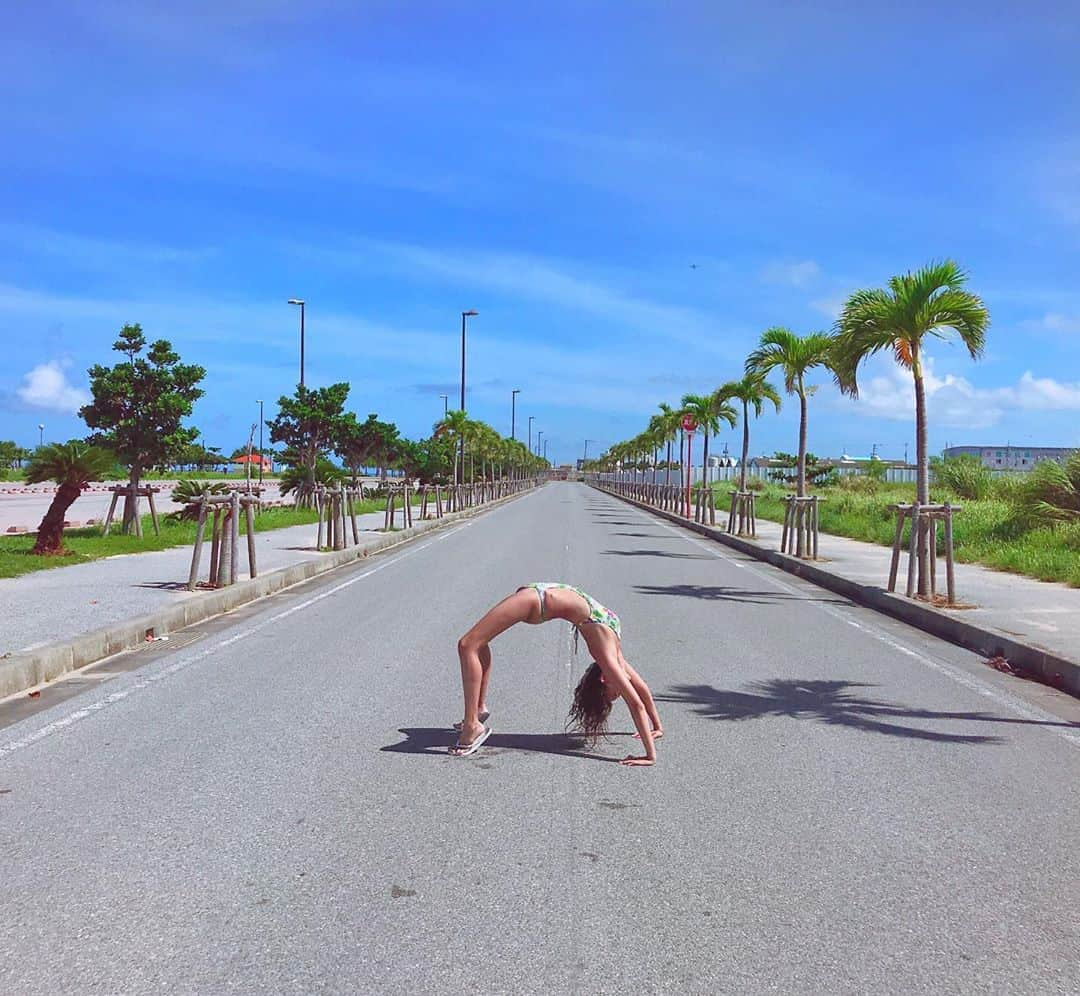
[459,310,478,484]
[439,394,448,416]
[511,388,521,440]
[287,299,305,387]
[38,424,44,447]
[528,416,535,455]
[537,430,544,458]
[543,439,548,463]
[257,400,265,486]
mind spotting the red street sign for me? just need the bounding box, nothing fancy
[682,415,697,432]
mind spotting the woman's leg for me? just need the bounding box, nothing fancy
[456,589,537,743]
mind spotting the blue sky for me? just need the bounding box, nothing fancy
[2,1,1079,466]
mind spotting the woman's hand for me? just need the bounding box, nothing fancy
[620,755,655,767]
[633,728,663,741]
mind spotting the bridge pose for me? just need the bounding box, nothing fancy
[452,582,664,765]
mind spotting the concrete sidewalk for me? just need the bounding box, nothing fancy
[598,485,1080,694]
[0,510,387,656]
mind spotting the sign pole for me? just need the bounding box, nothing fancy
[682,414,697,518]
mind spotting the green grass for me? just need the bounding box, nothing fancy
[710,481,1080,588]
[0,498,401,579]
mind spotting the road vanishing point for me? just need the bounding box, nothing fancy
[2,482,1078,994]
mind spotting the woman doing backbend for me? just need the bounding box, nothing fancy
[452,583,663,766]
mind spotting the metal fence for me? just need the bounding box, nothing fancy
[606,465,923,485]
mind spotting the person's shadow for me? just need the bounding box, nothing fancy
[381,727,626,762]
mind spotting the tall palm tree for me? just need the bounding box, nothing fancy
[654,402,680,486]
[746,327,836,497]
[720,373,782,492]
[833,260,989,597]
[434,410,470,485]
[680,392,737,492]
[832,260,989,508]
[26,441,115,554]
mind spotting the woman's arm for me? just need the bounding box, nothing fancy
[624,662,663,738]
[596,656,655,766]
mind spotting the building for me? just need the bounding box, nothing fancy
[943,445,1076,471]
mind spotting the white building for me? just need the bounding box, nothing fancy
[944,445,1076,470]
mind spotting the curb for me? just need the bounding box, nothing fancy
[0,487,539,700]
[595,485,1080,698]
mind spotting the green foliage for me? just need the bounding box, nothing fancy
[864,457,888,483]
[930,454,993,500]
[710,478,1080,588]
[169,479,231,520]
[394,435,455,483]
[279,457,345,496]
[266,383,351,474]
[836,474,883,495]
[1016,453,1080,526]
[25,441,116,488]
[767,452,836,488]
[80,324,206,482]
[0,506,322,578]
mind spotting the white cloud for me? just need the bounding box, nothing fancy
[1022,313,1080,334]
[16,362,90,413]
[810,296,844,319]
[839,356,1080,429]
[760,260,820,288]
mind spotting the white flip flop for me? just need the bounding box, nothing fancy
[450,725,492,757]
[453,710,490,732]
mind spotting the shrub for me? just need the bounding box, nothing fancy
[1016,453,1080,526]
[170,479,231,520]
[836,474,882,495]
[931,454,993,501]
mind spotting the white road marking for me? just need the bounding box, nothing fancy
[624,503,1080,749]
[1,523,473,758]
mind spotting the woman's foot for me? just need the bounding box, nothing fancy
[453,709,490,731]
[450,723,491,757]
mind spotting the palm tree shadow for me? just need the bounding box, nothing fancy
[381,727,623,762]
[636,582,849,605]
[654,679,1077,745]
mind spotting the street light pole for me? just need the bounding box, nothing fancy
[543,439,548,463]
[257,400,264,486]
[528,416,535,456]
[440,394,448,416]
[537,431,543,458]
[459,310,478,484]
[287,299,306,387]
[511,388,520,440]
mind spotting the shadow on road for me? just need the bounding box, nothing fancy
[611,531,669,538]
[635,582,848,605]
[602,548,712,560]
[381,727,623,762]
[657,679,1080,744]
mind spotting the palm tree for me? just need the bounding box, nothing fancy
[680,391,737,494]
[720,373,782,492]
[832,261,989,507]
[26,441,115,554]
[652,401,678,483]
[833,260,989,597]
[746,327,836,497]
[434,410,470,485]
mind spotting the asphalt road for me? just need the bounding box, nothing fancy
[2,482,1078,994]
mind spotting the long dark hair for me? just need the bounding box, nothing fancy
[567,661,612,744]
